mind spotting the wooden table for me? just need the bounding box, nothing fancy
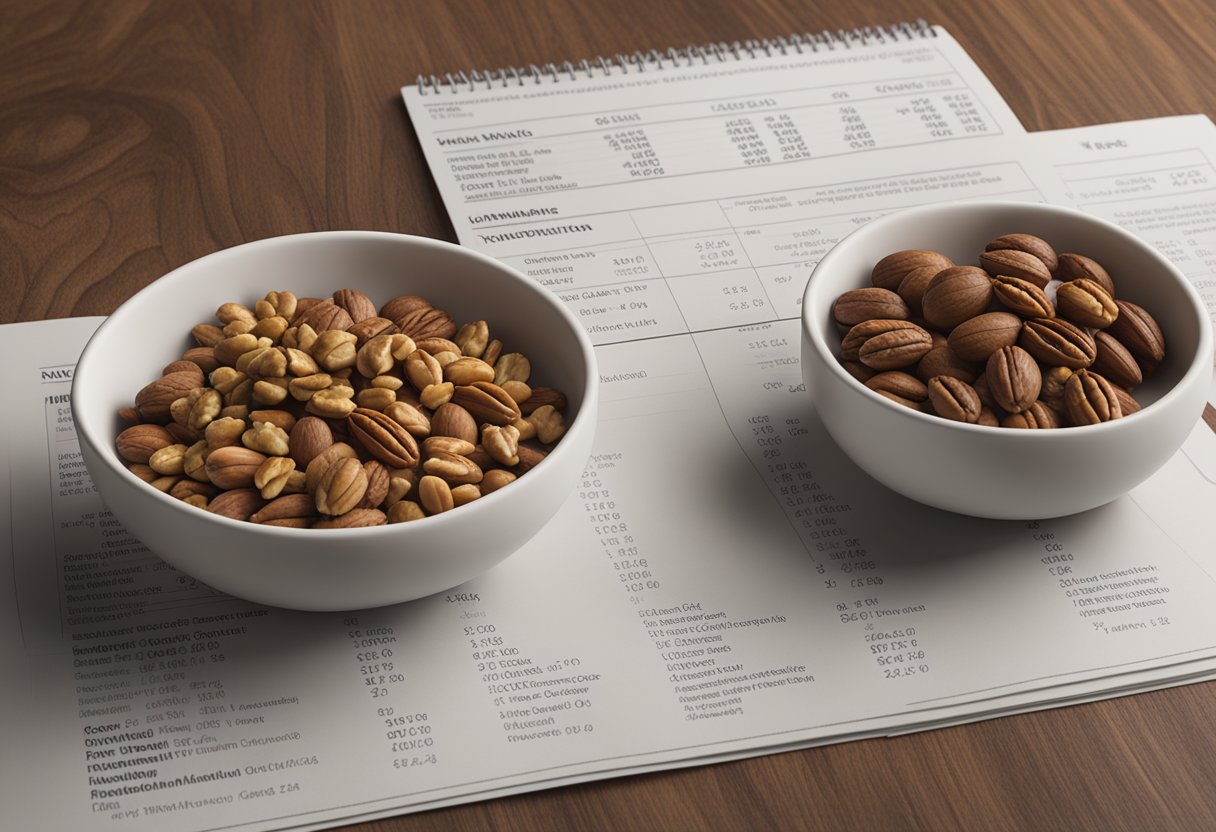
[5,1,1216,829]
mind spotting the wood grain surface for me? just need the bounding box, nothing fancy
[4,1,1216,830]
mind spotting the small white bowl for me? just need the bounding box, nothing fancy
[73,231,598,610]
[801,201,1213,519]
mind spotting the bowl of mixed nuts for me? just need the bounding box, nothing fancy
[72,231,598,610]
[801,201,1213,519]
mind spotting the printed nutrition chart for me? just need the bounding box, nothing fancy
[406,27,1044,343]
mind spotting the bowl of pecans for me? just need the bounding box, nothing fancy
[801,200,1212,519]
[73,231,598,610]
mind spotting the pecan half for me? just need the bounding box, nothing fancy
[347,407,421,468]
[452,381,523,426]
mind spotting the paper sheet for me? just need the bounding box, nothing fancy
[4,28,1216,832]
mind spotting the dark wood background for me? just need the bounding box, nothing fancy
[5,0,1216,829]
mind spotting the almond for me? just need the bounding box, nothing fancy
[204,446,268,489]
[921,266,993,329]
[870,249,954,291]
[452,381,523,426]
[134,370,203,423]
[832,288,910,327]
[947,312,1022,362]
[332,288,378,323]
[314,508,387,529]
[430,402,478,444]
[288,416,334,467]
[1057,253,1115,296]
[978,249,1052,288]
[208,488,266,521]
[985,233,1058,273]
[116,424,177,464]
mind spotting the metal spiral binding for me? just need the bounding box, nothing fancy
[415,18,934,94]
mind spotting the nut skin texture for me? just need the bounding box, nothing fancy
[481,469,517,494]
[134,371,204,423]
[395,307,457,342]
[444,357,496,386]
[1092,331,1143,389]
[1063,369,1123,426]
[870,249,953,292]
[841,319,931,364]
[332,289,378,323]
[1019,318,1097,370]
[250,493,317,525]
[454,320,490,357]
[1057,252,1115,296]
[204,446,268,490]
[518,387,567,416]
[510,444,547,475]
[1055,278,1118,329]
[418,475,455,515]
[1040,366,1074,405]
[871,389,920,410]
[422,452,484,486]
[978,249,1052,288]
[482,424,522,466]
[946,312,1022,362]
[387,501,426,523]
[1106,299,1165,363]
[527,405,566,444]
[293,300,354,333]
[304,442,358,495]
[864,371,928,402]
[985,233,1058,273]
[921,266,994,330]
[423,436,477,457]
[986,346,1042,414]
[254,456,296,499]
[493,353,532,386]
[383,401,432,438]
[990,275,1054,318]
[857,327,933,371]
[315,457,369,516]
[926,376,982,423]
[208,488,266,521]
[1112,386,1141,416]
[314,508,387,529]
[832,288,910,327]
[895,265,941,318]
[379,294,431,322]
[452,381,523,426]
[289,417,334,467]
[116,424,176,464]
[1001,401,1059,429]
[914,345,980,384]
[347,408,421,469]
[348,316,398,348]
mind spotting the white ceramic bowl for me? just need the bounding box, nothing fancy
[802,201,1213,519]
[73,231,598,610]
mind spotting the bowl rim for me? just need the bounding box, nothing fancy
[72,229,600,538]
[802,199,1214,438]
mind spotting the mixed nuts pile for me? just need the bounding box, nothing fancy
[833,233,1166,427]
[114,289,569,527]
